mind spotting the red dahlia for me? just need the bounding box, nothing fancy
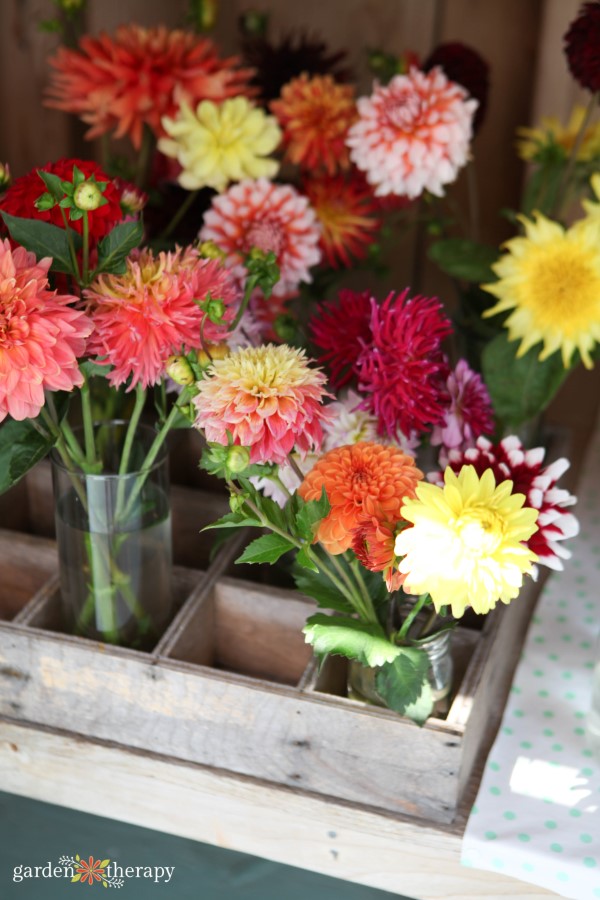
[309,288,372,388]
[564,2,600,92]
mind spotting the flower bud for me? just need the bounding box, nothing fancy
[74,180,105,211]
[202,296,226,325]
[198,240,226,260]
[226,445,251,475]
[165,354,195,386]
[0,162,12,192]
[229,491,248,514]
[197,342,229,369]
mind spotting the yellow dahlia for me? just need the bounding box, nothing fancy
[395,466,539,618]
[516,106,600,162]
[482,212,600,369]
[159,97,281,192]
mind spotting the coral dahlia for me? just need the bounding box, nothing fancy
[429,436,579,572]
[0,239,92,422]
[564,2,600,93]
[193,344,330,464]
[46,25,255,149]
[199,178,322,297]
[303,173,381,268]
[298,441,422,555]
[85,246,240,389]
[270,74,357,175]
[310,288,372,388]
[346,67,477,198]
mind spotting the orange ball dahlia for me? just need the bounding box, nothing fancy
[46,25,255,149]
[352,516,404,592]
[298,442,423,554]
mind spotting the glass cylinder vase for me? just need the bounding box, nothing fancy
[51,420,173,649]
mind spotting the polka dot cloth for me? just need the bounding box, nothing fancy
[462,422,600,899]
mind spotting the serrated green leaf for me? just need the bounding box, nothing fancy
[79,359,111,380]
[428,238,498,283]
[95,220,143,275]
[37,169,66,201]
[235,532,296,565]
[1,212,81,275]
[202,510,262,531]
[303,614,401,667]
[295,488,330,541]
[375,649,433,724]
[294,546,319,573]
[293,566,354,612]
[481,332,568,429]
[0,417,56,494]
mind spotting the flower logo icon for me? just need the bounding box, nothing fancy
[72,856,109,885]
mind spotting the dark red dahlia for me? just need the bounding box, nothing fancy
[309,288,372,388]
[1,158,124,241]
[423,41,490,132]
[564,2,600,93]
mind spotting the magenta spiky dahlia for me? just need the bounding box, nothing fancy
[429,436,579,572]
[199,178,322,297]
[346,67,477,198]
[430,359,494,453]
[310,288,372,388]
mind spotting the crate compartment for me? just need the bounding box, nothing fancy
[0,530,57,622]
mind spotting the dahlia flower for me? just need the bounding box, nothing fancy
[303,173,381,268]
[395,466,539,618]
[193,344,330,464]
[46,25,255,149]
[270,74,357,175]
[423,42,489,133]
[0,159,123,240]
[564,2,600,93]
[0,239,92,422]
[85,246,240,389]
[429,436,579,572]
[483,212,600,369]
[159,97,281,192]
[352,517,403,591]
[430,359,494,452]
[517,107,600,163]
[357,290,452,438]
[298,441,422,555]
[310,288,372,388]
[199,179,322,297]
[346,67,477,198]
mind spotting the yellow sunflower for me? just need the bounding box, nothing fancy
[482,212,600,369]
[516,106,600,162]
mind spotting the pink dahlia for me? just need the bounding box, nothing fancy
[0,239,92,422]
[430,436,579,571]
[309,288,372,388]
[193,343,331,465]
[85,246,240,389]
[346,67,477,198]
[430,359,494,452]
[357,290,452,438]
[199,178,322,298]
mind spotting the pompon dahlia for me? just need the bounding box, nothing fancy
[309,288,372,388]
[396,466,539,618]
[357,290,452,438]
[564,2,600,93]
[303,173,381,268]
[193,343,330,464]
[352,517,403,591]
[346,67,477,198]
[46,25,255,149]
[85,246,240,389]
[423,42,489,133]
[0,159,123,240]
[298,441,422,555]
[429,436,579,572]
[159,97,281,192]
[270,74,357,175]
[430,359,494,452]
[0,239,92,422]
[199,178,322,297]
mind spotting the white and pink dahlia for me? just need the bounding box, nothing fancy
[0,239,92,422]
[429,436,579,572]
[431,359,494,455]
[85,246,240,390]
[346,67,477,198]
[199,178,322,297]
[193,343,330,465]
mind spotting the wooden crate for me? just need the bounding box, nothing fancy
[0,511,544,825]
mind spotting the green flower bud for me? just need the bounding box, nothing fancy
[35,192,56,212]
[0,163,12,192]
[226,445,251,475]
[73,180,105,211]
[165,355,195,386]
[198,240,226,260]
[229,491,248,514]
[201,297,226,325]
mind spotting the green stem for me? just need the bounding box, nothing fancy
[349,557,379,624]
[158,189,199,240]
[319,550,375,622]
[59,207,81,284]
[80,374,97,467]
[397,593,431,642]
[82,211,90,284]
[552,91,599,218]
[135,124,156,191]
[60,419,89,470]
[229,272,258,334]
[115,384,147,517]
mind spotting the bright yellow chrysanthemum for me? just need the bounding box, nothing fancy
[159,97,281,192]
[394,466,539,619]
[482,212,600,369]
[516,106,600,162]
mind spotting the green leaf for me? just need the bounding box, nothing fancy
[295,488,330,541]
[375,649,433,724]
[1,212,81,275]
[37,169,66,201]
[293,546,319,573]
[303,614,401,667]
[0,417,57,494]
[95,220,143,275]
[428,238,498,283]
[481,332,569,429]
[293,566,354,613]
[202,510,262,531]
[100,859,110,868]
[79,359,111,380]
[235,532,296,565]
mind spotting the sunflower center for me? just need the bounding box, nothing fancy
[245,220,284,256]
[527,246,598,328]
[455,507,504,555]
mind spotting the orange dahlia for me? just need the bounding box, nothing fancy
[270,74,357,175]
[303,172,381,268]
[46,25,255,149]
[298,442,422,554]
[352,517,403,591]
